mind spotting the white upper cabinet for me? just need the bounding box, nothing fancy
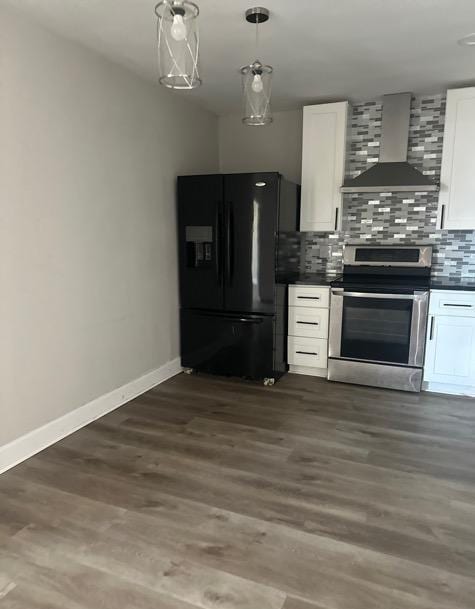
[300,101,348,232]
[439,87,475,230]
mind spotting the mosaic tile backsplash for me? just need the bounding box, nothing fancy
[279,94,475,279]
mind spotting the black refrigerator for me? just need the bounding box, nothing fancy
[178,172,299,383]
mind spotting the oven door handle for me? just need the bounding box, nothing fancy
[332,290,425,300]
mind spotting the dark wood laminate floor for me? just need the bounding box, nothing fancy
[1,373,475,609]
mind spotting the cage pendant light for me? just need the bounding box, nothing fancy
[155,0,201,89]
[240,7,273,125]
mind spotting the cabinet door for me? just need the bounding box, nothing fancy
[300,102,348,232]
[424,315,475,385]
[439,87,475,230]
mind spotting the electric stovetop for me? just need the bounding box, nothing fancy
[330,274,431,294]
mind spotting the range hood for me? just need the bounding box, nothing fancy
[341,93,439,193]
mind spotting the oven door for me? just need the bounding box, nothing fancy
[329,289,428,367]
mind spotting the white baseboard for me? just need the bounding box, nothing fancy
[422,380,475,398]
[289,365,328,378]
[0,357,182,475]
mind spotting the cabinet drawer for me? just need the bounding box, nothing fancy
[289,306,329,339]
[429,290,475,317]
[288,337,328,369]
[289,285,329,309]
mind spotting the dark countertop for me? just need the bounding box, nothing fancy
[278,272,475,291]
[430,276,475,291]
[277,272,340,286]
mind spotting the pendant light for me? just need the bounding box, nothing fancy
[240,7,273,125]
[154,1,201,89]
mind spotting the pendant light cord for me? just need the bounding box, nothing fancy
[255,15,259,57]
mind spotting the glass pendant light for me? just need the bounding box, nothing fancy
[240,7,273,125]
[154,0,201,89]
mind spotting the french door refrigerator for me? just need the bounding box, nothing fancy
[178,172,299,383]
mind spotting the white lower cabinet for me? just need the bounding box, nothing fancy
[288,306,329,339]
[423,290,475,396]
[288,285,330,377]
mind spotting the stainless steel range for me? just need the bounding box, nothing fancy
[328,245,432,392]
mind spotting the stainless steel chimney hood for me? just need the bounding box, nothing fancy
[341,93,439,193]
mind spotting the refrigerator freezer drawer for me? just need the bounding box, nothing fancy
[288,337,328,368]
[181,310,275,380]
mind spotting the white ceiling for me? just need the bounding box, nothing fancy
[4,0,475,115]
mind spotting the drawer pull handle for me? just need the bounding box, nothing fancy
[297,296,320,300]
[296,321,319,325]
[443,303,472,308]
[296,350,318,356]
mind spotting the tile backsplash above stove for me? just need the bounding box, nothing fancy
[278,94,475,280]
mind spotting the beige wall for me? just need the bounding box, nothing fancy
[0,8,218,446]
[218,110,303,184]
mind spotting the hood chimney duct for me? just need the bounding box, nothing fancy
[341,92,439,193]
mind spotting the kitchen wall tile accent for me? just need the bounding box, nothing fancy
[293,94,475,279]
[277,232,302,274]
[432,231,475,277]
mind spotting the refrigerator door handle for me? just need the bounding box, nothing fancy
[236,317,263,323]
[215,201,222,286]
[225,201,234,285]
[188,311,264,323]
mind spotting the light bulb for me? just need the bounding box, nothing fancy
[170,14,187,41]
[251,74,264,93]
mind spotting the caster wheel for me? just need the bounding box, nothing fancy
[263,377,275,386]
[183,368,194,375]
